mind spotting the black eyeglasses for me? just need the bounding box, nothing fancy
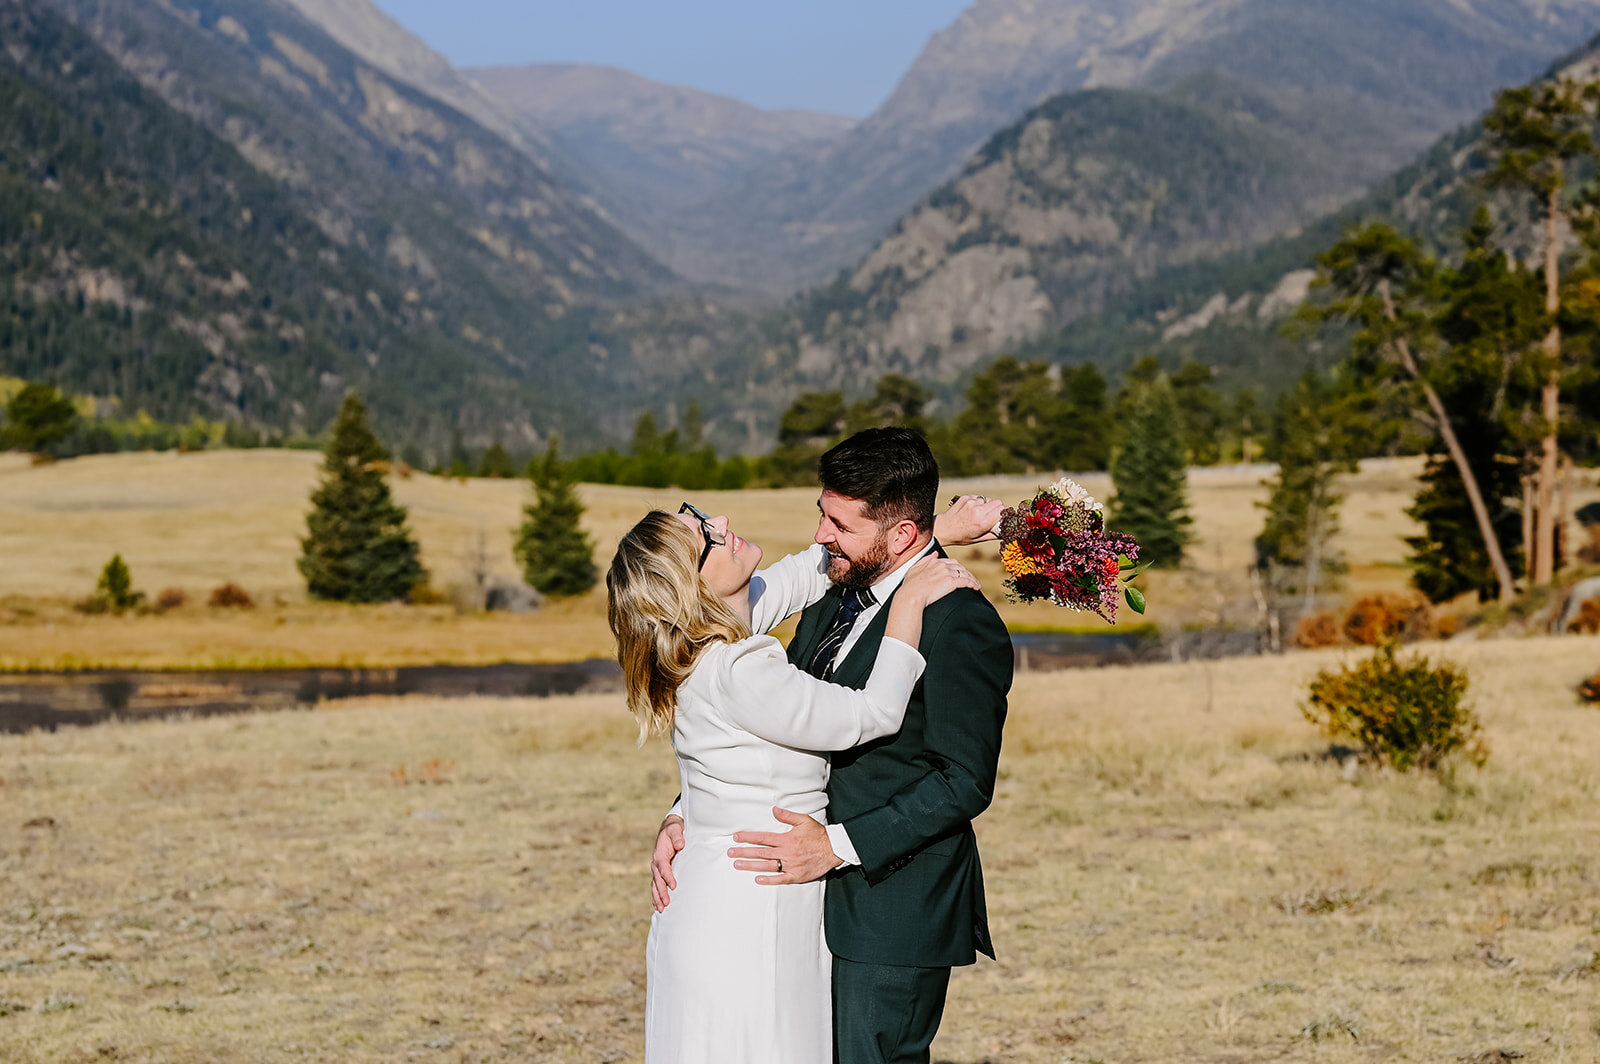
[679,502,725,571]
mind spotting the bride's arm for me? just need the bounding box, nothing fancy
[747,496,1002,635]
[725,558,980,750]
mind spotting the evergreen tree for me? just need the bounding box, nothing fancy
[1256,373,1363,606]
[514,440,597,597]
[478,440,516,478]
[96,553,143,611]
[845,375,932,435]
[768,391,845,486]
[1406,207,1536,600]
[298,393,425,603]
[1171,360,1224,466]
[3,382,78,454]
[1110,376,1193,568]
[1484,79,1594,584]
[1305,223,1518,601]
[1050,363,1112,472]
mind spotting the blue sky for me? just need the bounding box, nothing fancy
[374,1,972,117]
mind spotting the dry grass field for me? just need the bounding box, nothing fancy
[8,448,1567,671]
[2,635,1598,1063]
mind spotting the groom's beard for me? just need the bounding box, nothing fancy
[828,532,891,590]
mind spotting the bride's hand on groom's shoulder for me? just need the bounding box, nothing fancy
[651,815,684,913]
[934,494,1005,546]
[900,556,982,609]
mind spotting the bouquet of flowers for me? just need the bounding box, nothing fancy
[993,477,1149,623]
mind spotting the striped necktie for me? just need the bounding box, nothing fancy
[807,586,876,680]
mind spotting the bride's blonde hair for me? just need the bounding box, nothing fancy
[607,511,750,743]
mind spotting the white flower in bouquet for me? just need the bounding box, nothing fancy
[1047,476,1103,514]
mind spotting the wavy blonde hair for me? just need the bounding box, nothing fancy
[607,511,750,743]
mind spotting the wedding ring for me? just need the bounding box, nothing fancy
[776,859,783,873]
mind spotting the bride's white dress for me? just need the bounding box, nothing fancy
[644,545,924,1064]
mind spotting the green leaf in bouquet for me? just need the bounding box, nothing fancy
[1121,560,1155,582]
[1118,554,1135,570]
[1124,585,1147,614]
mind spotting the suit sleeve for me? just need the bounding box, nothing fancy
[839,591,1012,885]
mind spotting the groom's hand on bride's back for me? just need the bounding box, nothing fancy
[727,807,841,885]
[651,815,684,913]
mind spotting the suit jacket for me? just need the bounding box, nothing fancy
[788,542,1013,968]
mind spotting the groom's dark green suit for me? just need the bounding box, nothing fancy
[787,542,1012,1063]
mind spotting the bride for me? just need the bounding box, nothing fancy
[606,502,990,1064]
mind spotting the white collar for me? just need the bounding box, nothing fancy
[861,538,938,604]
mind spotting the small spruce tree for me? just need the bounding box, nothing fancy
[1256,373,1363,607]
[1110,376,1192,568]
[4,382,78,454]
[97,554,143,611]
[298,393,425,602]
[514,440,597,597]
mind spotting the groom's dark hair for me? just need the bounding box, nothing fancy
[819,427,939,533]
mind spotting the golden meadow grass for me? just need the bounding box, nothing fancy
[13,448,1582,671]
[1,635,1597,1062]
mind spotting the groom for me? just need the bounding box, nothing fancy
[654,427,1014,1063]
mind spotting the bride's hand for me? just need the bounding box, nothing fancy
[899,556,981,609]
[933,494,1005,546]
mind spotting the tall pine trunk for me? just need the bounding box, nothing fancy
[1378,281,1517,602]
[1533,194,1561,584]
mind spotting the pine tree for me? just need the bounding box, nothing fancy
[96,553,143,611]
[1256,373,1363,606]
[1110,376,1193,568]
[3,382,78,454]
[1406,207,1536,601]
[1484,79,1594,584]
[478,440,516,478]
[514,440,597,597]
[298,393,425,603]
[1306,223,1518,602]
[1049,363,1112,472]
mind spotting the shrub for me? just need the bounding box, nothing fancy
[408,581,449,606]
[95,554,144,612]
[208,583,254,609]
[1344,592,1435,646]
[1580,671,1600,704]
[1568,599,1600,635]
[1294,610,1343,648]
[155,587,187,612]
[1303,643,1486,772]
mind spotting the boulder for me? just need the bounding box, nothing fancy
[484,581,543,614]
[1557,575,1600,633]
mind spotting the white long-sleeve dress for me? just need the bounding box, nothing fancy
[644,545,923,1064]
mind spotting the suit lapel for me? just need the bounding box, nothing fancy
[787,584,844,668]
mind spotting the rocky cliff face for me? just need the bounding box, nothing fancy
[675,0,1600,292]
[43,0,670,309]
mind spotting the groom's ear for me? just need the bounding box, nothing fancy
[887,518,921,554]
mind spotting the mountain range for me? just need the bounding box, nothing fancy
[9,0,1600,454]
[591,0,1600,291]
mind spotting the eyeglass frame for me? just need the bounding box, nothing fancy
[678,502,724,571]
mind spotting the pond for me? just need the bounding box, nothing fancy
[1,629,1263,733]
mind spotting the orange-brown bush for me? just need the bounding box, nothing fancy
[1580,670,1600,703]
[1295,611,1344,648]
[154,587,187,612]
[1304,643,1485,771]
[1567,598,1600,635]
[208,583,254,609]
[1344,592,1435,646]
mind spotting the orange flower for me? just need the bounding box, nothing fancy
[1001,541,1041,576]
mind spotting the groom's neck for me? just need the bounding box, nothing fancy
[884,529,934,574]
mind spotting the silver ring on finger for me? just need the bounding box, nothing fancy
[775,858,783,873]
